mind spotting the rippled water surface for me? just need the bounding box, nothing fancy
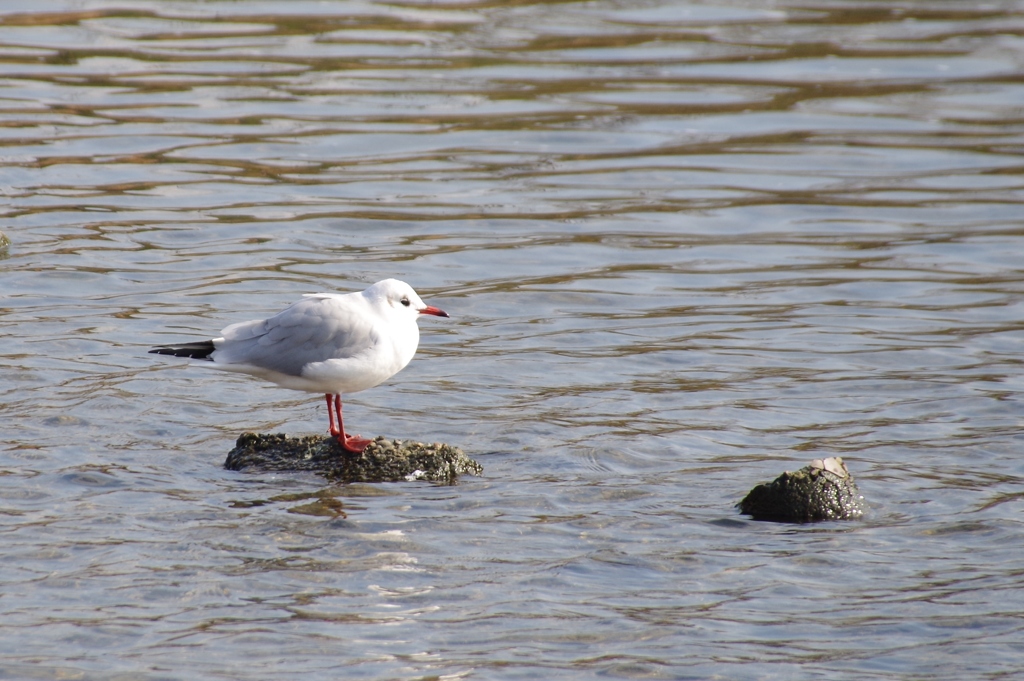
[2,1,1024,679]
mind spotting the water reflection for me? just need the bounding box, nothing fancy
[1,1,1023,679]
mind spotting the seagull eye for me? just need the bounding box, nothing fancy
[400,297,410,307]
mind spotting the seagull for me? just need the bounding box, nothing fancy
[150,279,449,453]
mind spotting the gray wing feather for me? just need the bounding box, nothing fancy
[214,295,376,376]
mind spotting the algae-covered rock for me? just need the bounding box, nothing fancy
[225,433,482,485]
[738,457,864,522]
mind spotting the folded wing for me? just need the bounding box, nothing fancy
[214,294,377,377]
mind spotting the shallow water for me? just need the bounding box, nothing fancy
[2,1,1024,679]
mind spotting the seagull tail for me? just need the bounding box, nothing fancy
[149,340,216,360]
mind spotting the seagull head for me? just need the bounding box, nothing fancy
[365,279,449,320]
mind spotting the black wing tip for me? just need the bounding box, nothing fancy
[149,341,216,360]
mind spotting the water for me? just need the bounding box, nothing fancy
[2,1,1024,678]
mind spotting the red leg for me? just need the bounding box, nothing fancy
[328,393,371,454]
[325,394,341,437]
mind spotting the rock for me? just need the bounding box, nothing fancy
[738,457,864,522]
[224,433,482,485]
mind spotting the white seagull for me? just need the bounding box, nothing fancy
[150,279,449,453]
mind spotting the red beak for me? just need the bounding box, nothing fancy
[419,305,449,318]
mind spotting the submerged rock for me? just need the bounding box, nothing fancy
[738,457,864,522]
[225,432,482,485]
